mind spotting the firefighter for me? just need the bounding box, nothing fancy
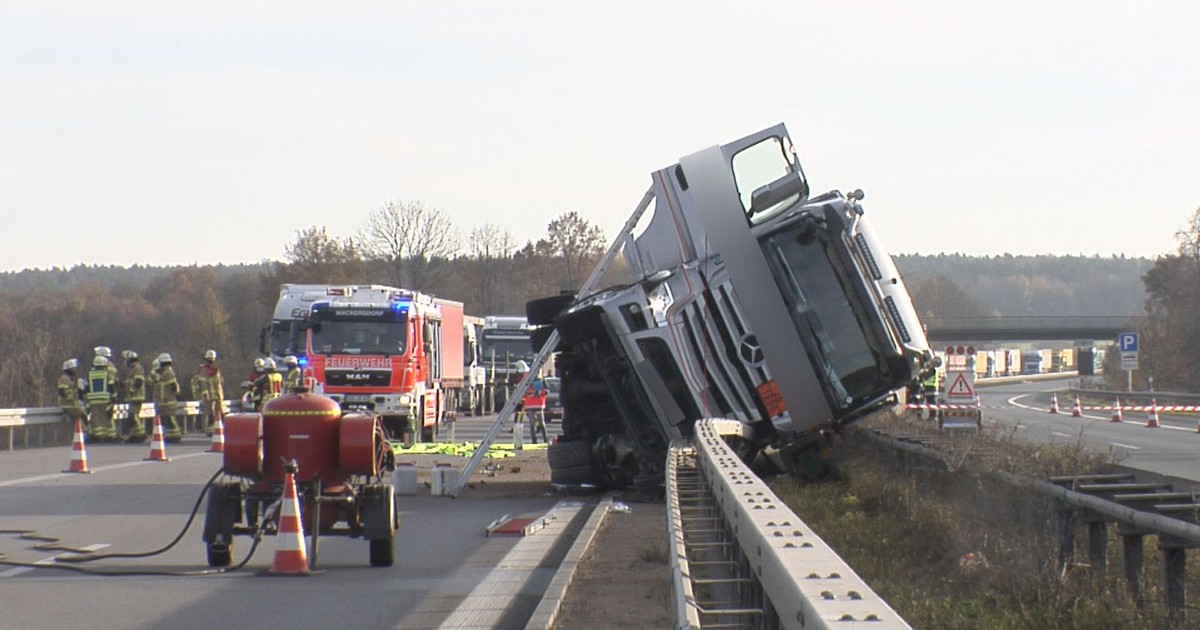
[243,357,265,411]
[154,353,183,442]
[522,375,549,444]
[282,355,302,393]
[921,368,941,421]
[255,358,284,406]
[57,359,87,429]
[121,351,148,443]
[94,346,120,392]
[191,349,224,434]
[85,355,118,441]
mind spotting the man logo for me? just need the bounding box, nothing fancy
[738,334,764,367]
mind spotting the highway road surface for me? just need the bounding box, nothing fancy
[977,380,1200,484]
[0,420,592,630]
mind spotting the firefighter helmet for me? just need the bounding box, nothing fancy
[122,350,138,361]
[94,346,112,358]
[263,358,277,371]
[92,355,108,367]
[157,353,173,364]
[253,357,265,371]
[63,358,79,371]
[204,349,218,361]
[283,355,298,367]
[152,358,161,370]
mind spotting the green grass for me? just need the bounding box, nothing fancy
[769,414,1200,629]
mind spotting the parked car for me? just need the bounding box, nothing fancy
[543,377,563,422]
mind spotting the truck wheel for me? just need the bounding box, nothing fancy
[547,439,592,469]
[555,305,606,347]
[530,326,555,354]
[548,439,596,485]
[527,293,576,326]
[366,484,397,567]
[551,463,596,485]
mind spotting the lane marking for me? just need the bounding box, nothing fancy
[1110,442,1142,451]
[0,543,109,578]
[1051,432,1072,438]
[0,451,213,488]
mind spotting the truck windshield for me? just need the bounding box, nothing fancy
[480,337,532,365]
[760,225,888,412]
[310,315,408,356]
[268,321,304,357]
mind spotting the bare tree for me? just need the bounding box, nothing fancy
[360,200,460,290]
[543,211,606,291]
[465,223,518,314]
[283,226,364,283]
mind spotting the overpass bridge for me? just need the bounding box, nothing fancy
[923,316,1145,342]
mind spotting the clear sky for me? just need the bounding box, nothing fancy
[2,1,1197,272]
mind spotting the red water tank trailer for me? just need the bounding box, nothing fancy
[203,389,398,568]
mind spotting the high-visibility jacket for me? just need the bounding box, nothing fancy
[264,372,283,402]
[58,373,84,410]
[522,385,548,410]
[86,368,113,405]
[922,371,940,391]
[125,362,146,403]
[284,367,301,393]
[156,366,179,404]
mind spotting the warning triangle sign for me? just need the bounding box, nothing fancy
[946,373,975,397]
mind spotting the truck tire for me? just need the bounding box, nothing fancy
[551,463,596,485]
[527,293,576,326]
[530,326,555,354]
[547,439,592,469]
[555,305,607,347]
[203,483,240,567]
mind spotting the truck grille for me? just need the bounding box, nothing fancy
[325,370,391,387]
[678,283,771,422]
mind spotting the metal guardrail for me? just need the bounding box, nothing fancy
[0,401,231,451]
[668,418,910,629]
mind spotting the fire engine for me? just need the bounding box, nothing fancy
[263,284,464,441]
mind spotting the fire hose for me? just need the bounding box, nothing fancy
[0,468,281,577]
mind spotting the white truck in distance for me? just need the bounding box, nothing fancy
[528,123,937,491]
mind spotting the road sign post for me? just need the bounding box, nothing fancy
[1119,332,1139,392]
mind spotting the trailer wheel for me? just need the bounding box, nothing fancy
[206,543,232,568]
[369,538,395,568]
[363,484,397,567]
[526,293,576,326]
[202,482,240,567]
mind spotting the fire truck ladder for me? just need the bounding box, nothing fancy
[449,188,656,497]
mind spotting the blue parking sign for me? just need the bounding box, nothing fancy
[1119,332,1139,353]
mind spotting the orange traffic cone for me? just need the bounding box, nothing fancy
[1071,397,1083,417]
[144,416,171,461]
[62,419,92,474]
[1111,398,1123,423]
[1146,399,1161,428]
[1049,393,1060,414]
[207,414,225,453]
[266,467,310,576]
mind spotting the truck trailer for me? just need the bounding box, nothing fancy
[528,123,936,491]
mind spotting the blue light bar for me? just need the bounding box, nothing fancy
[392,300,411,312]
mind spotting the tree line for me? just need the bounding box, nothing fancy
[0,202,612,409]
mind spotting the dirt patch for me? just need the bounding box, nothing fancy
[394,448,554,498]
[553,498,672,629]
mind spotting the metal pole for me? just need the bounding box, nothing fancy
[1087,520,1108,584]
[1124,534,1145,609]
[1162,545,1187,625]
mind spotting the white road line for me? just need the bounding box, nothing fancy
[0,451,213,487]
[1051,432,1072,438]
[1110,442,1142,451]
[0,543,109,578]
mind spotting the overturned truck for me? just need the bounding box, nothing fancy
[529,124,936,492]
